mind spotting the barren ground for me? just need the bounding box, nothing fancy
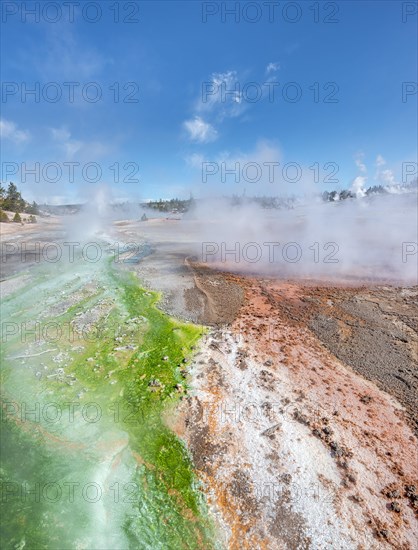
[175,265,418,549]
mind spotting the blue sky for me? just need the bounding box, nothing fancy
[1,0,417,202]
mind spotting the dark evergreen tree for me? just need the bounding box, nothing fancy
[4,183,25,212]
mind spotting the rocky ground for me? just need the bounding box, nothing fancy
[305,286,418,436]
[172,265,418,549]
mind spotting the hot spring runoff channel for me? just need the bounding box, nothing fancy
[0,244,218,549]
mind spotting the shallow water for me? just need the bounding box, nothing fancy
[0,247,216,549]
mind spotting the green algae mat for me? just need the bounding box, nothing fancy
[0,253,218,549]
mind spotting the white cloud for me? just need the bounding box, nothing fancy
[183,117,218,143]
[185,69,249,141]
[0,119,30,144]
[198,70,245,119]
[354,152,367,173]
[216,139,282,168]
[266,62,280,74]
[375,154,386,167]
[33,25,107,81]
[51,127,71,142]
[50,126,83,158]
[186,65,281,142]
[185,153,206,168]
[49,126,113,162]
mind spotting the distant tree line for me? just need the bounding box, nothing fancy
[225,179,418,209]
[142,180,418,214]
[144,196,196,213]
[0,182,39,223]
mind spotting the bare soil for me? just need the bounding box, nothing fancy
[178,265,418,549]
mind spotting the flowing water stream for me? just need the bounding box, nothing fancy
[0,245,217,549]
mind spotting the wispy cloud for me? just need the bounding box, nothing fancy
[183,116,218,143]
[51,127,82,158]
[33,25,108,81]
[266,62,280,74]
[198,70,245,120]
[183,69,249,142]
[0,118,30,144]
[185,64,285,143]
[185,152,206,168]
[375,154,386,167]
[50,126,112,160]
[354,152,367,173]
